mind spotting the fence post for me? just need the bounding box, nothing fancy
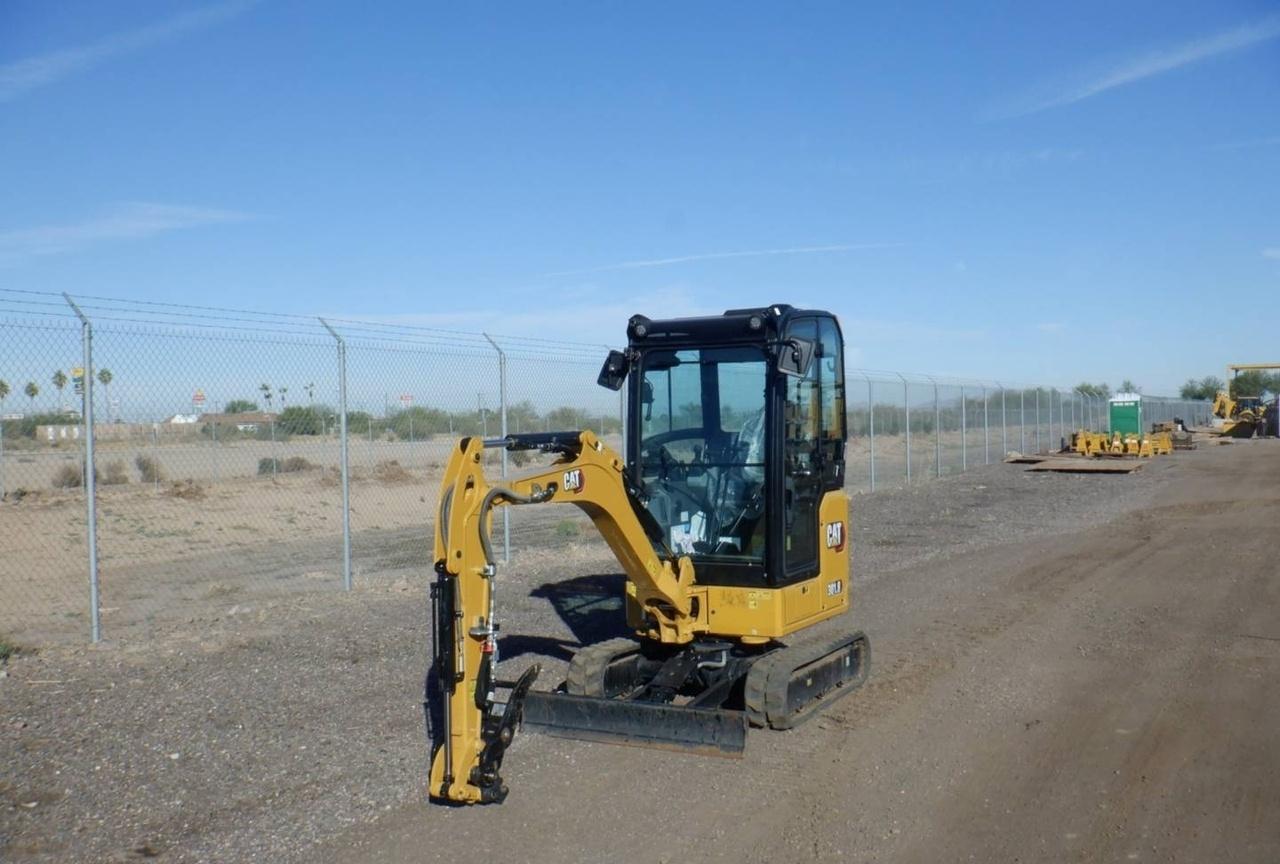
[1018,388,1025,449]
[897,373,910,483]
[319,319,352,591]
[982,384,989,465]
[64,294,101,643]
[483,334,510,563]
[1049,388,1056,452]
[960,384,967,472]
[1059,389,1066,446]
[998,383,1007,456]
[927,375,941,478]
[862,373,875,491]
[1035,389,1041,453]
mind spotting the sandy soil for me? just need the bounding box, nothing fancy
[3,438,1276,862]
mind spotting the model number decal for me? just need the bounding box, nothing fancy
[826,580,843,597]
[563,468,585,493]
[825,521,845,551]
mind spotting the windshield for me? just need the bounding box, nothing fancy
[638,346,767,562]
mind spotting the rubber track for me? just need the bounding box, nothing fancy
[565,638,642,697]
[743,650,772,728]
[745,630,870,730]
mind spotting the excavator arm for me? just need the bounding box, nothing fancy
[427,430,702,804]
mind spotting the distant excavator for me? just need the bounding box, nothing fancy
[426,305,870,804]
[1213,363,1280,438]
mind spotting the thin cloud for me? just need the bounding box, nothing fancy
[1037,322,1065,333]
[996,15,1280,118]
[1263,248,1280,260]
[0,203,253,259]
[1214,135,1280,151]
[0,0,256,102]
[545,243,901,278]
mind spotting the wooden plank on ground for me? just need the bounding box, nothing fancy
[1003,453,1048,463]
[1026,459,1144,474]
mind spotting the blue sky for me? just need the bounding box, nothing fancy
[2,0,1278,394]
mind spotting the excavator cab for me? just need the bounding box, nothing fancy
[428,305,868,805]
[606,306,846,593]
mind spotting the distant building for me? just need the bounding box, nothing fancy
[198,411,278,432]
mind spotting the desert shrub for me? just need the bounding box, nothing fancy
[509,448,531,467]
[374,459,413,483]
[281,456,315,472]
[554,519,581,539]
[51,462,101,488]
[0,636,18,662]
[135,455,165,483]
[101,460,129,485]
[258,456,315,475]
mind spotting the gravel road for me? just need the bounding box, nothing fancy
[3,439,1277,862]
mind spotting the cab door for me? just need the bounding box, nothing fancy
[781,317,821,583]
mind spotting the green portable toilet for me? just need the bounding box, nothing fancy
[1109,393,1142,435]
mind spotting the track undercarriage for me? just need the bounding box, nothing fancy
[518,629,871,755]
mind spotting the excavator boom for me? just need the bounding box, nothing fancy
[428,430,715,803]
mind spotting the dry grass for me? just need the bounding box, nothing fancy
[2,487,41,504]
[373,460,415,483]
[166,479,207,501]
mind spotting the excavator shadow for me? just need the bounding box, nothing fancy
[496,574,630,664]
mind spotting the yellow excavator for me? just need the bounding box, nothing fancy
[427,305,870,804]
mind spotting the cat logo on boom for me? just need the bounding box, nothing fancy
[563,468,585,493]
[825,520,845,552]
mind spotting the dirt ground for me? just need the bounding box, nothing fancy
[2,439,1278,862]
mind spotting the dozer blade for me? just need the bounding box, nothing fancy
[521,691,747,758]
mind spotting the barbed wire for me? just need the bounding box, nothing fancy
[0,288,612,357]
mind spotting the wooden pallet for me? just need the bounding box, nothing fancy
[1026,458,1144,473]
[1003,453,1048,464]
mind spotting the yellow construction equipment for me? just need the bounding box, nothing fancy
[1214,363,1280,438]
[426,306,870,804]
[1212,391,1264,438]
[1073,428,1174,459]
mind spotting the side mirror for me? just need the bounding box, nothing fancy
[777,338,815,378]
[597,350,629,391]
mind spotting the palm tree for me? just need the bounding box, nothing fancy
[305,382,315,405]
[52,370,67,411]
[259,383,273,411]
[279,386,289,408]
[24,381,38,412]
[0,379,9,408]
[97,368,114,422]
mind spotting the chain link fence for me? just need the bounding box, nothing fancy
[0,290,1212,645]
